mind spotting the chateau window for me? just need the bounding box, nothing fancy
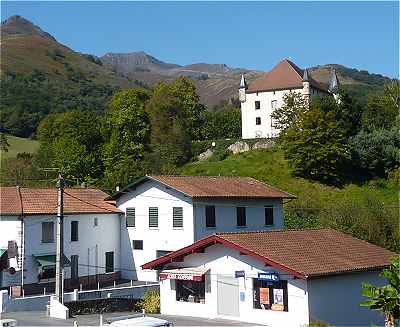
[255,101,261,110]
[271,100,277,110]
[256,117,261,125]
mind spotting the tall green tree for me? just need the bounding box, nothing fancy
[361,256,400,327]
[102,88,151,187]
[146,82,192,173]
[281,100,350,185]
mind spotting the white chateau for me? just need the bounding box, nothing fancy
[239,59,340,139]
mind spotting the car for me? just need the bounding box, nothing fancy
[105,314,173,327]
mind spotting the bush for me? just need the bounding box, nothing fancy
[139,289,160,314]
[65,298,140,316]
[302,320,331,327]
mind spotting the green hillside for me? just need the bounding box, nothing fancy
[180,149,399,251]
[0,135,40,160]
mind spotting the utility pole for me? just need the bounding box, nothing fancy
[55,174,65,303]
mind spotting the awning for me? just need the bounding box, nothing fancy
[0,249,7,257]
[159,267,209,282]
[33,254,70,267]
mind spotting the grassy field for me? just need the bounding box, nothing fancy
[0,135,40,160]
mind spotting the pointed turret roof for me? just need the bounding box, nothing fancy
[328,68,340,93]
[247,59,327,93]
[303,68,309,81]
[239,74,247,89]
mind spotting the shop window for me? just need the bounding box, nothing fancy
[255,101,261,110]
[41,222,54,243]
[253,279,288,311]
[133,240,143,250]
[173,207,183,228]
[176,280,205,304]
[71,221,78,242]
[265,206,274,226]
[205,205,216,228]
[126,207,135,227]
[236,207,246,227]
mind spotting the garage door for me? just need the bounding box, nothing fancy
[217,275,239,316]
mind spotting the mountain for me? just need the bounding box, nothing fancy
[0,15,139,88]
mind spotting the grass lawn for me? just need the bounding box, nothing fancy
[0,134,40,160]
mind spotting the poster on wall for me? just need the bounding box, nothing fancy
[272,288,284,311]
[259,287,270,305]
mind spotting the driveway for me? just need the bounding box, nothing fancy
[0,311,262,326]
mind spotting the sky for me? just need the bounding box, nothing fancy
[1,1,399,78]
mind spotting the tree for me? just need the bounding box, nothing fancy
[146,82,192,172]
[281,100,350,185]
[335,89,364,138]
[169,77,206,140]
[361,256,400,327]
[200,108,241,140]
[362,81,400,133]
[102,88,151,187]
[0,133,10,152]
[270,91,308,133]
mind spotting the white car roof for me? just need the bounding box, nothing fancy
[110,316,171,327]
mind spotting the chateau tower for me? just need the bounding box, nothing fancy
[239,74,247,103]
[302,68,310,101]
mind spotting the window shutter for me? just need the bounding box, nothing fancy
[173,207,183,228]
[149,207,158,228]
[126,207,136,227]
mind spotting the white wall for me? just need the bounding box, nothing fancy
[240,86,325,139]
[158,244,309,327]
[117,180,285,282]
[117,180,195,281]
[0,216,21,249]
[193,198,284,241]
[308,271,386,327]
[1,213,121,287]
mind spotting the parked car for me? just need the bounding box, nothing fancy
[105,314,173,327]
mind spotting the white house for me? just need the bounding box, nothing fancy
[239,59,340,139]
[0,187,122,295]
[142,229,395,327]
[107,175,296,282]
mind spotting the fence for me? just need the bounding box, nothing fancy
[1,282,159,313]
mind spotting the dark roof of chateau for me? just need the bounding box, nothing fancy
[247,59,328,93]
[142,229,396,279]
[0,187,121,215]
[107,175,296,200]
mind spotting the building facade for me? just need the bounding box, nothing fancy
[108,175,295,281]
[239,59,340,139]
[0,187,122,294]
[143,229,395,327]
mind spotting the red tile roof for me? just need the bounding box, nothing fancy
[0,187,121,215]
[142,229,396,279]
[247,59,327,93]
[109,175,296,200]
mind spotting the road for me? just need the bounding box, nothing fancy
[0,311,262,326]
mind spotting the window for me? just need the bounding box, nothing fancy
[105,251,114,273]
[205,205,216,228]
[253,279,288,311]
[41,222,54,243]
[265,206,274,226]
[133,240,143,250]
[236,207,246,227]
[149,207,159,228]
[255,101,261,110]
[39,266,56,280]
[94,217,98,227]
[126,207,135,227]
[173,207,183,228]
[256,117,261,125]
[271,116,277,128]
[271,100,277,110]
[176,280,205,303]
[273,91,276,95]
[71,255,79,280]
[71,221,78,242]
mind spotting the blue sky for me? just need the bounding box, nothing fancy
[1,1,399,77]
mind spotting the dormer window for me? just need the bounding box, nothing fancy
[255,101,261,110]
